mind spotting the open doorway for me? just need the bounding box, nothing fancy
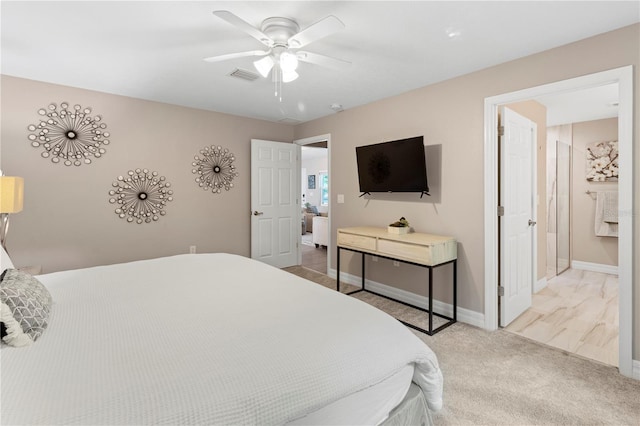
[501,85,620,367]
[483,66,633,377]
[296,135,331,275]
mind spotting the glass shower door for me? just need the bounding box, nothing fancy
[556,141,571,275]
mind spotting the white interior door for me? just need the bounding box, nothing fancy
[500,107,537,326]
[251,139,300,268]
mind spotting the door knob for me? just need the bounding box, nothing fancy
[528,219,537,226]
[253,211,264,216]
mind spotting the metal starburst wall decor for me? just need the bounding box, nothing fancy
[108,169,173,224]
[27,102,109,166]
[191,145,238,194]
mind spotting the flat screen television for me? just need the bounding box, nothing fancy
[356,136,429,197]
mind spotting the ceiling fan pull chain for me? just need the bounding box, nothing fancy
[274,65,282,101]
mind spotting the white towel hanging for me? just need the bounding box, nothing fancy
[602,191,618,223]
[595,191,618,237]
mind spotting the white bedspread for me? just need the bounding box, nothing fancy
[1,253,442,425]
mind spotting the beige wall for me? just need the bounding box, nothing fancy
[294,25,639,356]
[504,100,548,281]
[0,76,294,273]
[572,118,619,266]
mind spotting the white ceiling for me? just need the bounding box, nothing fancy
[536,83,620,126]
[2,1,638,124]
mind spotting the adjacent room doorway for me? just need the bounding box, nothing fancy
[295,134,331,275]
[300,142,328,274]
[484,66,634,377]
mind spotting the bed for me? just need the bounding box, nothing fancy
[1,251,443,425]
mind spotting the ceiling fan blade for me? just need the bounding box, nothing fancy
[288,15,345,48]
[296,51,351,70]
[203,50,269,63]
[212,10,273,46]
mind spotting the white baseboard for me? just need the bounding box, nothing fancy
[328,268,485,329]
[571,260,618,275]
[633,359,640,380]
[534,277,547,293]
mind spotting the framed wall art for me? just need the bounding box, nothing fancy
[586,140,618,182]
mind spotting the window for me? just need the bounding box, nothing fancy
[319,171,328,206]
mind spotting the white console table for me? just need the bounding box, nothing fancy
[336,227,457,335]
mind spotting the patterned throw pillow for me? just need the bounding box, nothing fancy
[0,269,52,347]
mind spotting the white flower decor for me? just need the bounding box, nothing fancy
[108,169,173,224]
[191,145,238,194]
[27,102,109,166]
[586,140,618,182]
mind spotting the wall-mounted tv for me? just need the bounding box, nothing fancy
[356,136,429,197]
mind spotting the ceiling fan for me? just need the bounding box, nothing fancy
[204,10,350,95]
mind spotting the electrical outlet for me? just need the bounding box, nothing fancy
[393,261,400,267]
[189,245,196,254]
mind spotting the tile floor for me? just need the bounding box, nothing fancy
[505,269,618,366]
[301,232,327,274]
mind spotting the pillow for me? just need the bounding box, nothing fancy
[1,245,14,270]
[0,244,12,341]
[306,205,319,215]
[0,269,52,347]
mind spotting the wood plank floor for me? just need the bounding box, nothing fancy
[301,232,327,274]
[505,269,618,367]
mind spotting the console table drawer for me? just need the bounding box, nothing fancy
[378,238,456,265]
[337,232,377,251]
[378,239,430,263]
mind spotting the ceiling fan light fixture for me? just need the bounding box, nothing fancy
[254,55,274,78]
[208,10,348,102]
[279,51,299,72]
[282,70,299,83]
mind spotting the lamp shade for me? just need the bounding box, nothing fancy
[0,177,24,213]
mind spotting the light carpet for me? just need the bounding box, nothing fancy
[282,265,640,425]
